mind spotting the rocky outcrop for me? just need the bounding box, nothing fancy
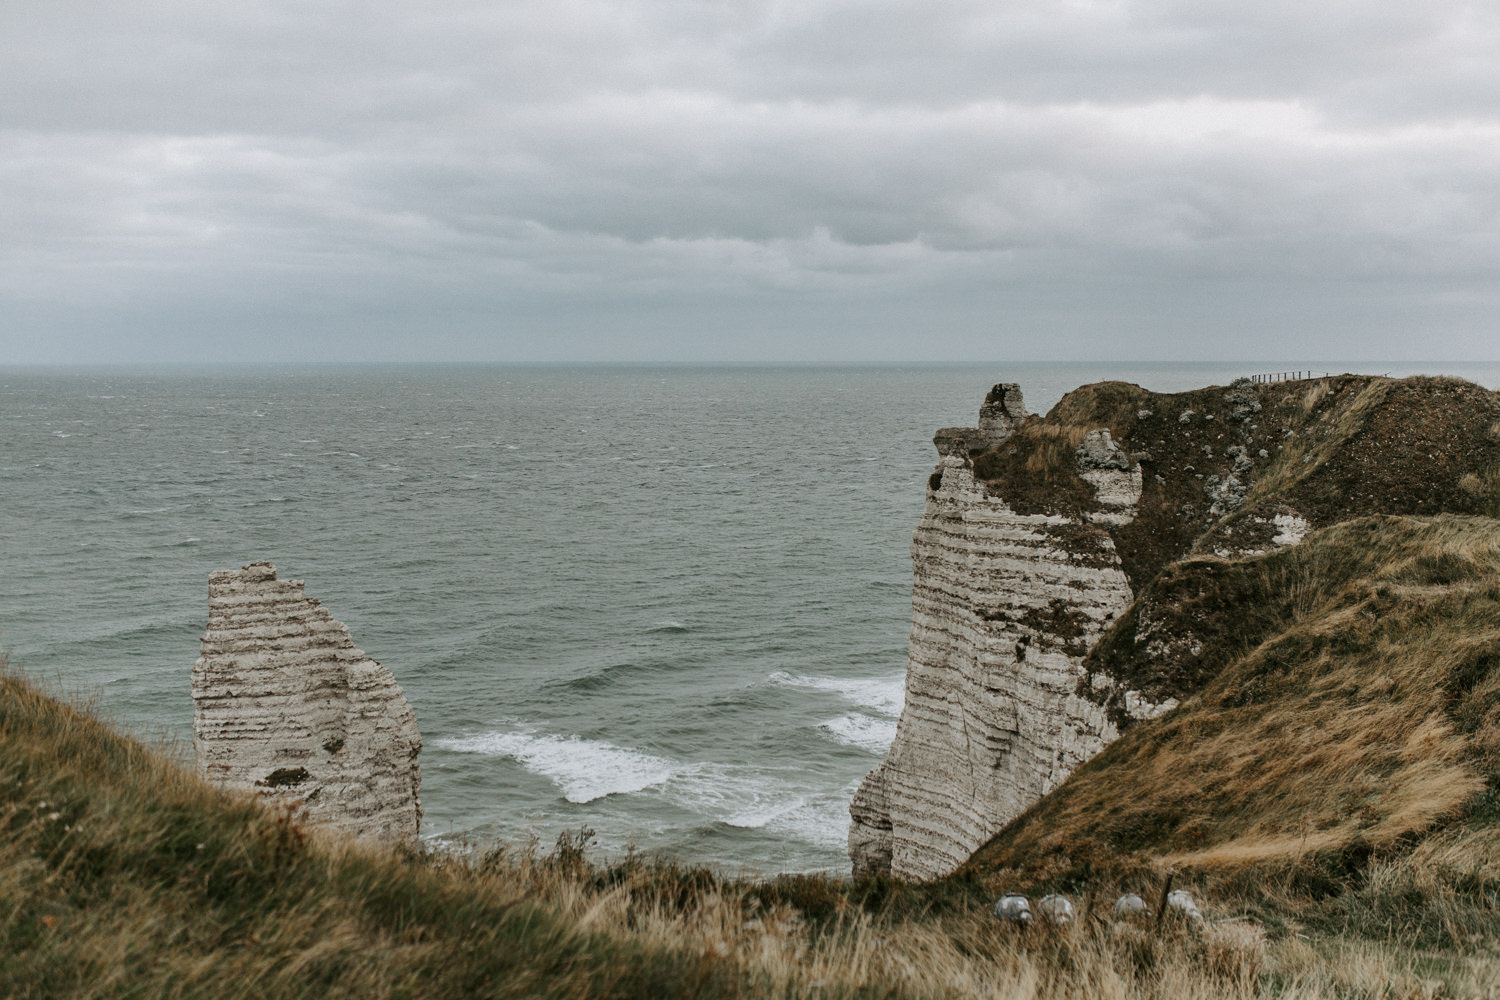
[850,386,1152,880]
[192,562,422,848]
[853,374,1500,880]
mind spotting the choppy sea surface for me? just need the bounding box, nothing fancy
[4,362,1497,873]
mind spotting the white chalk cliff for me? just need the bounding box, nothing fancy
[192,562,422,848]
[850,385,1164,880]
[852,373,1500,880]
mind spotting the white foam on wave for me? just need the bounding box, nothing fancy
[439,728,855,849]
[437,731,682,803]
[768,671,905,717]
[762,789,862,851]
[661,764,853,850]
[649,620,689,632]
[818,713,898,753]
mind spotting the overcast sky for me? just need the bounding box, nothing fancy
[3,0,1497,363]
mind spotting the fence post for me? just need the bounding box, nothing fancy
[1154,870,1175,931]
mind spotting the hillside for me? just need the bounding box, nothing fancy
[1,659,769,999]
[852,373,1500,884]
[965,515,1500,944]
[7,641,1497,998]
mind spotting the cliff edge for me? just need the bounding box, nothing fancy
[853,375,1500,880]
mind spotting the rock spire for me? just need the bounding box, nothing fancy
[192,562,422,848]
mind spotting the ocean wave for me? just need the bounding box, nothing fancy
[767,671,905,717]
[660,766,853,849]
[46,615,202,651]
[753,794,856,851]
[818,713,898,753]
[648,620,690,633]
[435,731,681,803]
[437,728,854,848]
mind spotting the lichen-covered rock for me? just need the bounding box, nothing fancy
[192,562,422,847]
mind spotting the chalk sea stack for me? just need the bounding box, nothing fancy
[854,374,1500,880]
[192,562,422,847]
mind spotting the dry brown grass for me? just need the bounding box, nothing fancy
[968,516,1500,986]
[4,653,1450,1000]
[1021,424,1092,478]
[431,845,1275,1000]
[1244,377,1395,508]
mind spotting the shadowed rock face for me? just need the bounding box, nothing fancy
[192,562,422,848]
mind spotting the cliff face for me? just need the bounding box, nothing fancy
[850,385,1165,880]
[854,375,1500,880]
[192,562,422,847]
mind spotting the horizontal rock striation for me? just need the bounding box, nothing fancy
[192,562,422,848]
[853,374,1500,881]
[851,385,1149,880]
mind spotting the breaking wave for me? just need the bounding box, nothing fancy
[437,728,856,848]
[818,713,898,753]
[768,671,905,717]
[436,731,681,803]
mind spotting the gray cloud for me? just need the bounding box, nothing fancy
[3,0,1497,362]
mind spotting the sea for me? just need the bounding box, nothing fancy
[4,361,1497,874]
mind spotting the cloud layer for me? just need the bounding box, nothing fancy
[4,0,1498,361]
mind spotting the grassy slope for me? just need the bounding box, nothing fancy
[0,663,766,1000]
[964,517,1500,960]
[14,655,1476,999]
[2,659,1299,1000]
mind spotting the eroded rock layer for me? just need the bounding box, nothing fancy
[192,562,422,847]
[851,386,1150,880]
[853,375,1500,880]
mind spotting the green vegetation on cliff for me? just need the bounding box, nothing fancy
[972,375,1500,589]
